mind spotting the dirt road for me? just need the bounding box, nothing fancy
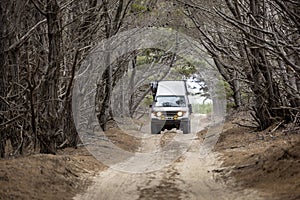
[74,115,264,200]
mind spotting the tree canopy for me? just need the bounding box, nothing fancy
[0,0,299,157]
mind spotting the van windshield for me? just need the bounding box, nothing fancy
[155,96,186,107]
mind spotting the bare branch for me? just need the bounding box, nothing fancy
[5,19,47,53]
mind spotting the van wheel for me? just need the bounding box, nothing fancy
[151,123,161,134]
[182,121,190,134]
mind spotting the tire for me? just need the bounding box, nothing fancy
[181,121,190,134]
[151,123,161,134]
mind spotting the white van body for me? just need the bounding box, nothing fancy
[150,80,192,134]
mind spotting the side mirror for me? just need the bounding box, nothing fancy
[188,104,193,114]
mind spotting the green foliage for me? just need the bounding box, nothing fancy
[136,55,148,65]
[142,94,153,106]
[131,3,147,13]
[174,63,197,77]
[136,49,163,65]
[215,79,232,100]
[192,103,212,114]
[223,81,234,98]
[216,79,236,110]
[131,0,148,13]
[226,102,236,110]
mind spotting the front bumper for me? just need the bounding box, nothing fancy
[151,118,189,129]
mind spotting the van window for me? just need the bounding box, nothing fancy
[155,96,186,107]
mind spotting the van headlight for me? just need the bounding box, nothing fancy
[177,111,186,117]
[155,111,162,117]
[177,111,183,117]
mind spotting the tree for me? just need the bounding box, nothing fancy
[0,0,9,157]
[1,0,298,158]
[95,0,140,130]
[0,0,124,156]
[180,0,300,129]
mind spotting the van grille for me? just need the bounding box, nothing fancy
[165,111,178,116]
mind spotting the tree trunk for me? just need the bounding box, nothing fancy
[213,58,241,108]
[39,0,61,154]
[129,56,137,117]
[96,55,131,130]
[248,0,279,129]
[0,1,8,158]
[96,0,131,130]
[62,98,79,147]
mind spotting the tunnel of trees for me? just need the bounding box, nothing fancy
[0,0,299,157]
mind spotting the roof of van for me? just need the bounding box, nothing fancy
[156,80,187,96]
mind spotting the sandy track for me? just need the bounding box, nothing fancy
[74,115,264,200]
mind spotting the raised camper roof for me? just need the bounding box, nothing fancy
[156,80,187,96]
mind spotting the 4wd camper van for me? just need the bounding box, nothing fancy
[150,80,192,134]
